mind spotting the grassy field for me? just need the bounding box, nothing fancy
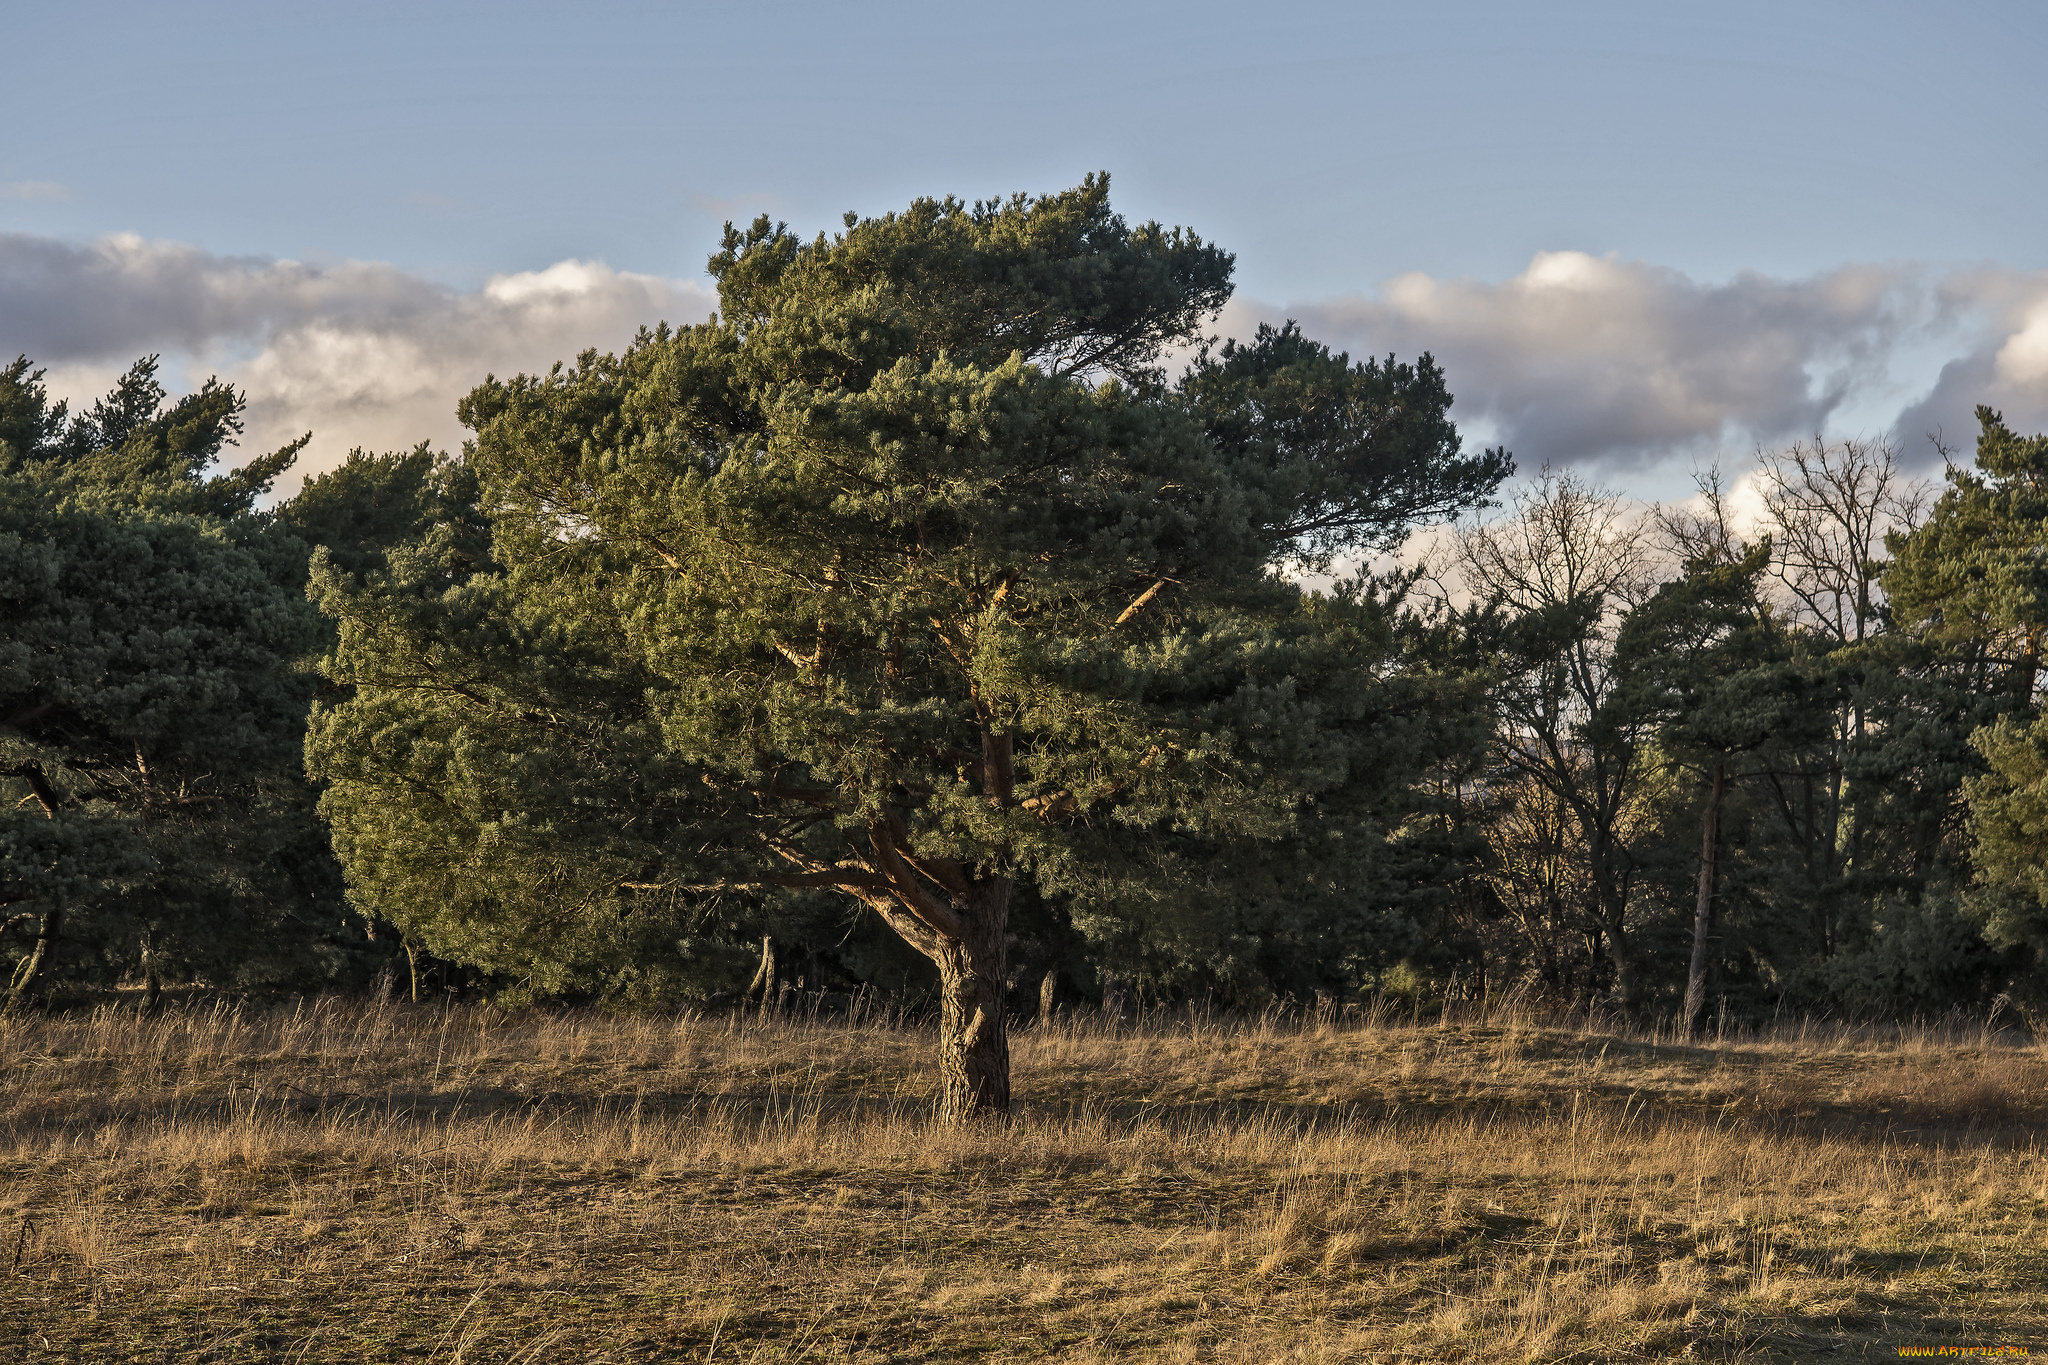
[1,996,2043,1362]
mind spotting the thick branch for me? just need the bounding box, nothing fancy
[898,847,972,898]
[763,868,890,890]
[3,763,60,818]
[985,568,1022,611]
[1021,788,1078,822]
[1114,577,1175,628]
[878,803,970,897]
[927,619,970,669]
[867,820,967,941]
[618,867,891,894]
[851,889,943,961]
[770,639,820,669]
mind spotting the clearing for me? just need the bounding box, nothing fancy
[1,998,2043,1361]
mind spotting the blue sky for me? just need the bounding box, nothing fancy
[6,1,2048,494]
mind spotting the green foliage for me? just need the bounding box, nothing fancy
[9,199,2043,1032]
[278,443,490,582]
[1963,713,2048,957]
[706,173,1234,389]
[3,354,307,520]
[309,178,1505,1014]
[1615,544,1830,765]
[1885,409,2048,705]
[1180,321,1512,566]
[1805,890,2021,1018]
[0,356,354,999]
[1877,408,2048,990]
[304,527,732,999]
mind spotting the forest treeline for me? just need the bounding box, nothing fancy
[4,179,2045,1076]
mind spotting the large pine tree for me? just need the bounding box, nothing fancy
[1890,409,2048,970]
[307,177,1509,1115]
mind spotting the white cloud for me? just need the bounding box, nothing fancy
[7,231,2048,499]
[1888,269,2048,459]
[0,180,72,201]
[0,232,717,489]
[1993,306,2048,387]
[1224,251,1947,474]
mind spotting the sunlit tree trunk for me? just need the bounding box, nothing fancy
[936,877,1012,1122]
[749,935,778,1021]
[5,900,63,1014]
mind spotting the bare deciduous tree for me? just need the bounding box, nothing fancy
[1459,470,1661,1013]
[1755,436,1931,955]
[1759,435,1926,646]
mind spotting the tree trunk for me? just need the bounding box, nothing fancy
[1683,763,1727,1041]
[936,877,1012,1121]
[139,929,162,1013]
[5,900,63,1014]
[1605,933,1642,1020]
[1038,968,1058,1023]
[751,936,778,1021]
[1589,864,1642,1021]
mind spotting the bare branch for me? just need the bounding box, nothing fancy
[2,763,60,818]
[1113,577,1175,628]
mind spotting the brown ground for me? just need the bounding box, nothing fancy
[1,997,2043,1361]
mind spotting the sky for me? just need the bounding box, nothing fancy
[6,0,2048,501]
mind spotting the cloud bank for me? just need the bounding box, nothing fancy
[1889,269,2048,459]
[1230,252,2048,477]
[5,231,2048,495]
[0,232,717,488]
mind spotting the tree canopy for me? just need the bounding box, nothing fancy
[0,355,337,1006]
[307,176,1510,1114]
[10,176,2043,1062]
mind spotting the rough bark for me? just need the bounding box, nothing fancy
[1604,931,1643,1020]
[1038,968,1058,1022]
[749,935,777,1021]
[1683,763,1727,1041]
[4,902,63,1014]
[935,876,1012,1121]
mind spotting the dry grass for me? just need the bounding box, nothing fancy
[1,997,2044,1362]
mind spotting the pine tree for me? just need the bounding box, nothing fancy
[1615,544,1831,1037]
[307,177,1509,1116]
[1889,410,2048,976]
[1,356,328,1007]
